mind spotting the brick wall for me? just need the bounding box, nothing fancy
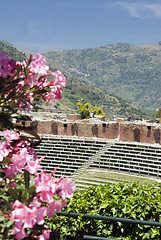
[27,117,161,145]
[120,123,161,144]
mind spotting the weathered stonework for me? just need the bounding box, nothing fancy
[24,113,161,145]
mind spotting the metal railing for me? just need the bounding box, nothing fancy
[56,211,161,240]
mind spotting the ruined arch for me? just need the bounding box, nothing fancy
[51,123,58,135]
[92,124,98,137]
[154,129,160,144]
[133,128,140,142]
[71,123,78,136]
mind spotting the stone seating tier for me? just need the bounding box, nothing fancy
[36,136,107,177]
[35,136,161,178]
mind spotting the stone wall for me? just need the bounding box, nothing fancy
[25,113,161,145]
[120,123,161,144]
[36,120,120,139]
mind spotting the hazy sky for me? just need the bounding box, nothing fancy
[1,0,161,52]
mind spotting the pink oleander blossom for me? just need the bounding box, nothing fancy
[44,85,63,104]
[12,147,31,172]
[34,171,76,204]
[0,53,75,240]
[50,70,66,87]
[28,54,49,75]
[4,147,43,178]
[0,53,66,112]
[0,130,20,162]
[56,177,76,200]
[0,53,17,77]
[4,165,15,179]
[47,200,62,218]
[34,171,55,203]
[3,130,19,143]
[11,226,28,240]
[36,230,51,240]
[10,200,49,240]
[24,158,43,175]
[0,141,11,162]
[9,181,17,188]
[1,130,44,178]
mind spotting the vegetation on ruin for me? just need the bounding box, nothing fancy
[76,102,104,119]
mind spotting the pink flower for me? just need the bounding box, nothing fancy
[4,165,15,178]
[44,85,63,104]
[10,201,28,226]
[24,74,40,88]
[0,130,20,162]
[47,200,62,218]
[35,207,47,225]
[34,171,55,203]
[36,230,51,240]
[3,130,19,143]
[34,172,76,204]
[9,181,17,188]
[12,147,31,173]
[4,146,33,178]
[11,227,28,240]
[56,177,76,200]
[25,158,43,175]
[28,54,49,75]
[0,53,17,77]
[50,70,66,87]
[0,141,11,162]
[18,91,34,112]
[10,200,49,240]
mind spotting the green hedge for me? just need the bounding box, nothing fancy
[46,182,161,239]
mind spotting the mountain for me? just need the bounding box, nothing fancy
[52,72,151,120]
[41,42,161,112]
[0,40,152,119]
[0,40,27,61]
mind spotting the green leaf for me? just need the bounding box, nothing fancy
[0,215,6,222]
[24,67,28,77]
[8,188,19,201]
[0,158,11,165]
[28,185,36,196]
[0,219,14,228]
[0,195,12,210]
[24,170,30,190]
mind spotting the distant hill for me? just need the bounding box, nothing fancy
[0,40,27,61]
[0,40,152,119]
[56,73,151,120]
[42,42,161,112]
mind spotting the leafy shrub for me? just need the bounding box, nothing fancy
[77,102,105,119]
[47,183,161,239]
[76,102,90,119]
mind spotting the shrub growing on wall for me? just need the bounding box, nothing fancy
[77,102,105,119]
[76,102,90,119]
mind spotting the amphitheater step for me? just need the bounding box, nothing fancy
[35,136,161,180]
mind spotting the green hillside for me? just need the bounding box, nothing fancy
[0,40,26,61]
[57,73,151,119]
[0,40,152,119]
[42,42,161,112]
